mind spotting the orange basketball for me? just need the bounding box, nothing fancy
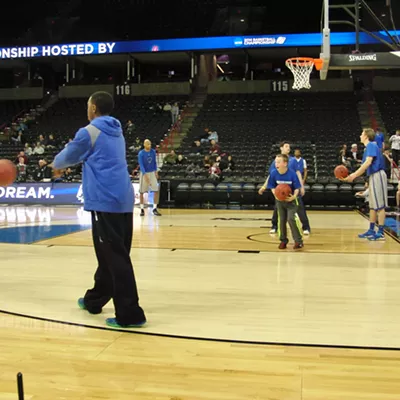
[0,159,17,186]
[334,165,349,179]
[275,184,292,201]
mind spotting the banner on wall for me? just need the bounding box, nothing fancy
[1,30,400,59]
[0,183,154,205]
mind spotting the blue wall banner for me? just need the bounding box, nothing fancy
[0,183,153,205]
[0,31,399,59]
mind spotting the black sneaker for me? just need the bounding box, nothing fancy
[140,209,145,217]
[153,208,162,216]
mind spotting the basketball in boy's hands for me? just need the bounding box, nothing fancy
[0,159,17,186]
[334,165,349,180]
[275,184,292,201]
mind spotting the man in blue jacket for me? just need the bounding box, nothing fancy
[53,91,146,328]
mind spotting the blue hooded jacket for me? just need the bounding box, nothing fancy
[53,116,134,213]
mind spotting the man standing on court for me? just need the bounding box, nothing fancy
[52,91,146,328]
[344,128,387,241]
[138,139,162,216]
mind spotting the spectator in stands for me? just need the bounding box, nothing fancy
[339,144,347,156]
[171,102,179,125]
[15,151,28,165]
[24,143,33,156]
[62,168,74,182]
[389,130,400,166]
[355,182,369,212]
[130,165,140,179]
[355,182,369,200]
[129,137,141,152]
[348,144,362,170]
[16,157,27,183]
[201,128,218,144]
[46,134,57,149]
[339,145,351,169]
[191,140,204,155]
[33,159,52,182]
[11,131,23,144]
[163,102,172,112]
[33,142,45,155]
[65,138,73,147]
[209,139,221,155]
[209,160,221,180]
[185,161,202,176]
[10,131,19,144]
[294,149,308,183]
[19,120,27,132]
[224,154,235,171]
[383,150,392,179]
[164,150,178,164]
[38,134,46,146]
[218,155,233,172]
[176,154,187,165]
[126,120,135,135]
[203,155,211,169]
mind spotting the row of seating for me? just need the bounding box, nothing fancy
[173,182,398,208]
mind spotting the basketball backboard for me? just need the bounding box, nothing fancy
[319,0,400,80]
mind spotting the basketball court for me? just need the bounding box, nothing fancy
[1,0,400,398]
[0,205,399,399]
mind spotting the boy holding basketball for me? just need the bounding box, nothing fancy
[267,154,303,250]
[344,128,387,241]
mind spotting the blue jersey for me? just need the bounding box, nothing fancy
[362,142,384,176]
[374,132,384,149]
[138,148,157,173]
[269,155,299,174]
[267,168,302,193]
[294,157,306,175]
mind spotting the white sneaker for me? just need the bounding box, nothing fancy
[270,228,277,234]
[303,230,310,235]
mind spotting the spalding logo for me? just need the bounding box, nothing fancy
[348,54,377,62]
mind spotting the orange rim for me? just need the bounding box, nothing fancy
[286,57,323,71]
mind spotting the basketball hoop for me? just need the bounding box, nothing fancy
[285,57,323,90]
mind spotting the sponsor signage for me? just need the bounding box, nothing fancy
[348,53,377,62]
[0,183,153,205]
[1,30,400,59]
[330,51,400,69]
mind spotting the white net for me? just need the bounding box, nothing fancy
[285,58,315,90]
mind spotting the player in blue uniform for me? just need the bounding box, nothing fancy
[267,154,303,249]
[374,128,385,150]
[259,141,311,234]
[344,128,388,241]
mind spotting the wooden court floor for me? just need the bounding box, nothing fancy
[0,207,399,399]
[36,208,400,254]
